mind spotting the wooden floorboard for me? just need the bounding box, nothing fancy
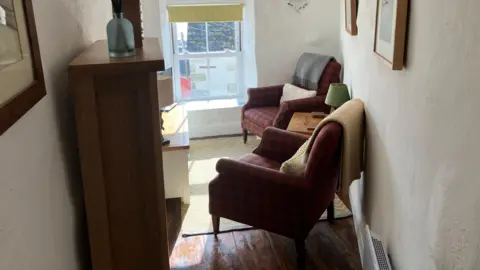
[166,199,362,270]
[233,230,280,269]
[202,233,242,269]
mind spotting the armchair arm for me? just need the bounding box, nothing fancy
[253,127,309,163]
[273,95,330,130]
[215,158,308,191]
[211,158,312,225]
[242,85,283,113]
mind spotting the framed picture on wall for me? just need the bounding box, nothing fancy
[345,0,358,36]
[374,0,409,70]
[0,0,46,135]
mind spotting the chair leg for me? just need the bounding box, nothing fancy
[295,238,306,270]
[327,201,335,224]
[212,215,220,238]
[243,129,248,144]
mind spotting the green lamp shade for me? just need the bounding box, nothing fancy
[325,84,351,108]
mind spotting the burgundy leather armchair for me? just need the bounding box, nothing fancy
[241,60,341,143]
[209,123,343,268]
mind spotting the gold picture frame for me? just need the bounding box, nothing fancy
[345,0,358,36]
[374,0,409,70]
[0,0,46,135]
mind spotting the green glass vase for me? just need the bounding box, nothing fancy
[107,13,136,58]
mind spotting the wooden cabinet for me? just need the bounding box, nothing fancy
[69,38,170,270]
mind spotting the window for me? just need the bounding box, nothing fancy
[172,21,243,101]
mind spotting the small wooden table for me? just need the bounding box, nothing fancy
[287,112,326,136]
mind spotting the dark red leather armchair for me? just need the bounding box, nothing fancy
[209,123,343,268]
[241,60,341,143]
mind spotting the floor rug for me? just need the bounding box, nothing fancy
[180,136,352,237]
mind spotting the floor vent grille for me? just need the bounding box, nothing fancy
[366,225,392,270]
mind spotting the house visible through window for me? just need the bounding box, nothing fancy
[168,5,244,101]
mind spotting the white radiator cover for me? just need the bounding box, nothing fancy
[366,226,392,270]
[350,178,392,270]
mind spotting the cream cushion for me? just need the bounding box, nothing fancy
[280,137,311,175]
[280,83,317,104]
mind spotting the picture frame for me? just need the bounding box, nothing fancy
[374,0,409,70]
[0,0,46,135]
[345,0,358,36]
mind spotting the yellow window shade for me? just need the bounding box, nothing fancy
[167,5,243,22]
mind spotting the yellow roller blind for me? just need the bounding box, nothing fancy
[167,4,243,22]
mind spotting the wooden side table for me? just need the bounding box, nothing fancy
[287,112,326,136]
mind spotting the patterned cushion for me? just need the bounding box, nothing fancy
[243,107,279,127]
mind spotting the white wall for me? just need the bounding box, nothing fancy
[0,1,109,270]
[142,0,164,56]
[186,100,243,138]
[341,0,480,269]
[242,0,257,89]
[255,0,340,86]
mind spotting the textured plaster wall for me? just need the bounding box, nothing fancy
[340,0,480,269]
[0,1,109,269]
[255,0,340,86]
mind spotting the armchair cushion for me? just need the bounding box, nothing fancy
[280,140,309,175]
[242,107,279,136]
[280,83,317,103]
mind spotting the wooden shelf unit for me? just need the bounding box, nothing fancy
[69,38,170,270]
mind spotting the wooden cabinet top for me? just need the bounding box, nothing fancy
[69,38,164,74]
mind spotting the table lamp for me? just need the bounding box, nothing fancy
[325,83,351,112]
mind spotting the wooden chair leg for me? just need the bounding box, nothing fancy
[327,201,335,224]
[212,215,220,238]
[295,238,306,270]
[243,129,248,144]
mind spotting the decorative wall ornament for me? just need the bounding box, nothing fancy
[286,0,309,13]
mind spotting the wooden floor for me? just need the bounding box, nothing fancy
[166,199,362,270]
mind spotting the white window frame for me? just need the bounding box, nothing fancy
[171,21,244,102]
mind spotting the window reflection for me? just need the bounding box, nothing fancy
[0,2,23,70]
